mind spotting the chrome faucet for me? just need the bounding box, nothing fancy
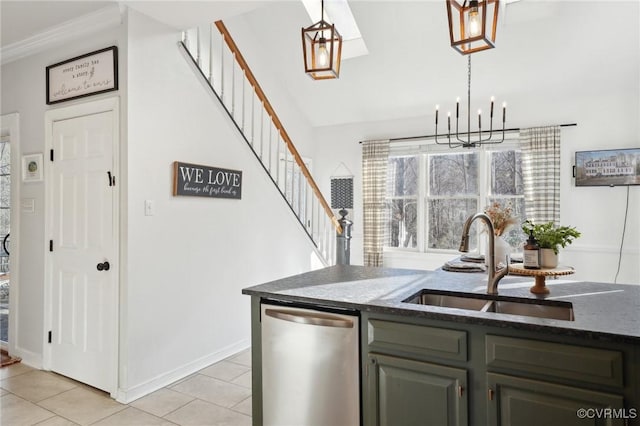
[459,213,509,294]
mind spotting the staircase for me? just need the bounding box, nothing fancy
[179,21,341,266]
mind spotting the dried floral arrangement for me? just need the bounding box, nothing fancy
[484,201,518,236]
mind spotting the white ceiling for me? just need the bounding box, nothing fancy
[0,1,266,47]
[226,0,639,128]
[1,1,638,130]
[0,1,113,46]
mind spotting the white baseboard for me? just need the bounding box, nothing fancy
[11,346,43,369]
[115,339,250,404]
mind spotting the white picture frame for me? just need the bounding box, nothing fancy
[22,153,43,182]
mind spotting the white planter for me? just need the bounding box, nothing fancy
[540,248,558,269]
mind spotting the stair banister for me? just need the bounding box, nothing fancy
[213,21,342,234]
[180,21,343,265]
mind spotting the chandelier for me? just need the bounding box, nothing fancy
[434,56,506,148]
[301,0,343,80]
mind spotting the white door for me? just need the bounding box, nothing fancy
[49,110,117,393]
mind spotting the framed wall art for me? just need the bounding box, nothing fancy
[22,153,44,182]
[173,161,243,199]
[46,46,118,104]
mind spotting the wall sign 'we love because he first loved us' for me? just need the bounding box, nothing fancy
[173,161,243,200]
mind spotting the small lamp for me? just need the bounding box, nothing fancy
[446,0,500,55]
[302,0,343,80]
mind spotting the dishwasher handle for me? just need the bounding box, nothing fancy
[265,309,354,328]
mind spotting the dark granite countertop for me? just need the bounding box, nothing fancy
[243,265,640,344]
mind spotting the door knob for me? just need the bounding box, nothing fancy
[97,261,110,271]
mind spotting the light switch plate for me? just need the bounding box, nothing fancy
[21,198,35,213]
[144,200,155,216]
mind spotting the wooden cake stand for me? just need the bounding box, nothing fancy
[508,264,575,294]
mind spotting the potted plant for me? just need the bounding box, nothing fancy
[521,220,581,268]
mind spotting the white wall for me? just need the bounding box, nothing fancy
[1,6,323,402]
[0,26,125,366]
[310,86,640,284]
[121,9,321,401]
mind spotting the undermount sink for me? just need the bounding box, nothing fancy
[403,289,574,321]
[407,293,490,311]
[483,300,574,320]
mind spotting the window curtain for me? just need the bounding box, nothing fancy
[362,140,390,266]
[521,126,561,224]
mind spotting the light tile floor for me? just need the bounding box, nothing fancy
[0,349,252,425]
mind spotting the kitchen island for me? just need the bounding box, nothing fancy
[243,265,640,425]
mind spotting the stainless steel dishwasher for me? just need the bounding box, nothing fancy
[261,302,360,426]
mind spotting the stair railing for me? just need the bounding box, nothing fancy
[180,21,341,265]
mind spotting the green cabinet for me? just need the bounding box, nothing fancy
[487,373,625,426]
[367,353,467,426]
[364,318,469,426]
[485,335,627,426]
[362,314,637,426]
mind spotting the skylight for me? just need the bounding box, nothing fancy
[301,0,369,60]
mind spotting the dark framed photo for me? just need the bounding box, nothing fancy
[46,46,118,104]
[575,148,640,187]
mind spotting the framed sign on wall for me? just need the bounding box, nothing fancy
[173,161,243,200]
[46,46,118,104]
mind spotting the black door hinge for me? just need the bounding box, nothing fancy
[48,331,52,343]
[49,240,53,252]
[50,149,54,161]
[107,171,115,187]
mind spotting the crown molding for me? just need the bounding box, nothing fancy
[1,5,123,66]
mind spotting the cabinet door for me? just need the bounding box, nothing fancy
[366,354,467,426]
[487,373,625,426]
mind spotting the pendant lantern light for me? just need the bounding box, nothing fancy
[301,0,343,80]
[446,0,500,55]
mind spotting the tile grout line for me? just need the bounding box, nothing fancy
[166,396,252,421]
[2,350,253,425]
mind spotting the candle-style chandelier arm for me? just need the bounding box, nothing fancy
[434,109,464,148]
[433,56,507,148]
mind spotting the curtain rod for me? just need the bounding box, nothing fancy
[359,123,577,144]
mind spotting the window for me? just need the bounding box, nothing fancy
[0,137,8,272]
[384,143,525,253]
[385,156,418,249]
[428,151,479,250]
[488,150,525,247]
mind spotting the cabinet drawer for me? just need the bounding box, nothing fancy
[368,319,467,362]
[486,335,623,388]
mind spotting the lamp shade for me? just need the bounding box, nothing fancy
[302,20,343,80]
[446,0,499,55]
